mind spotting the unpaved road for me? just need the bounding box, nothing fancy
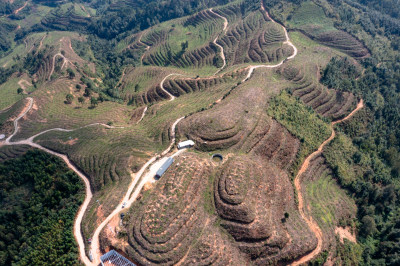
[14,1,28,15]
[48,53,69,80]
[241,2,298,82]
[290,100,363,266]
[18,79,32,94]
[1,96,124,266]
[209,8,228,75]
[159,73,183,101]
[0,1,350,265]
[89,117,184,265]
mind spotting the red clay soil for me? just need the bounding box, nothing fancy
[291,99,363,265]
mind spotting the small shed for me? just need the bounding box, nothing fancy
[155,157,174,179]
[177,140,195,150]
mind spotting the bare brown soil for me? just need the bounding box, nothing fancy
[335,227,357,244]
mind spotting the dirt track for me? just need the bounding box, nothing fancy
[89,117,185,265]
[1,96,125,266]
[209,8,228,75]
[48,52,69,80]
[290,99,363,266]
[242,2,297,82]
[14,1,28,15]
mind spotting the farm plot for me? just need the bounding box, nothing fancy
[267,90,331,175]
[214,155,318,265]
[217,9,293,66]
[139,9,224,73]
[119,66,186,106]
[300,154,357,251]
[178,86,270,152]
[34,125,157,191]
[40,2,91,31]
[13,77,132,140]
[0,98,30,137]
[278,63,357,120]
[0,77,26,110]
[125,153,217,265]
[288,1,369,59]
[0,144,31,162]
[140,78,236,145]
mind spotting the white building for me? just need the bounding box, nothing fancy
[177,140,195,150]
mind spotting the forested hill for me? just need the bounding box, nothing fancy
[0,149,83,265]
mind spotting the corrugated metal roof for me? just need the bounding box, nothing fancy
[100,250,136,266]
[156,157,174,177]
[178,140,195,149]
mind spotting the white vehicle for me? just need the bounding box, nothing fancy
[122,202,127,208]
[177,140,195,150]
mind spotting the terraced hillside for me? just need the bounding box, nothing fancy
[0,0,374,265]
[279,63,357,120]
[135,9,223,72]
[216,6,293,65]
[288,1,369,58]
[300,154,357,252]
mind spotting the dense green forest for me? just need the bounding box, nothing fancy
[320,9,400,264]
[0,150,83,265]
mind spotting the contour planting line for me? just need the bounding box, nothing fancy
[89,116,185,265]
[138,32,151,65]
[241,2,298,83]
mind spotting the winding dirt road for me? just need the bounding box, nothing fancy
[89,117,185,265]
[0,1,356,265]
[159,73,183,101]
[209,8,228,75]
[48,53,69,80]
[242,2,298,82]
[290,99,364,266]
[1,96,126,266]
[14,1,28,15]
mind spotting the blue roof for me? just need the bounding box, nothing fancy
[100,250,136,266]
[156,157,174,177]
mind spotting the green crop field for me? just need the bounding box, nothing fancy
[288,1,335,34]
